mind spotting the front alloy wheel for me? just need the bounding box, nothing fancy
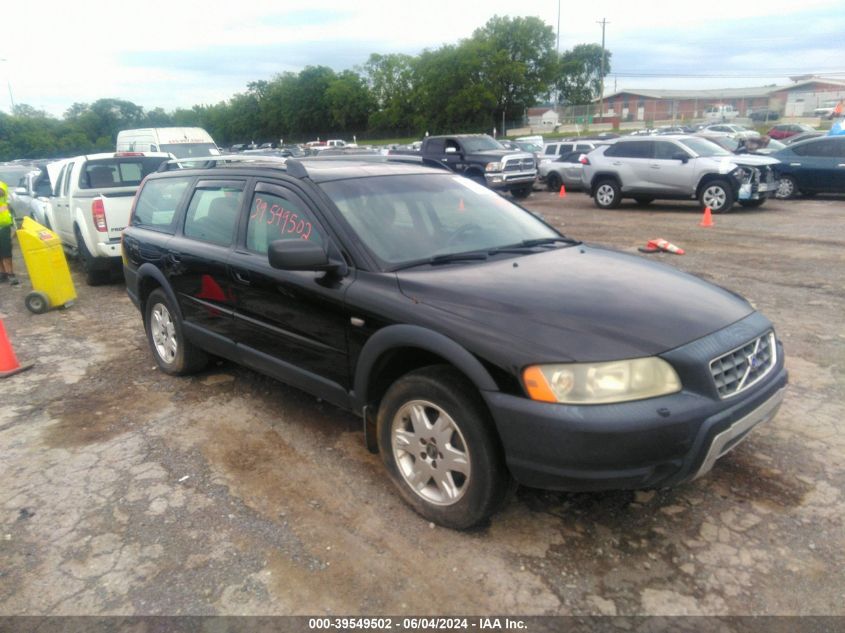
[377,366,511,529]
[776,176,797,199]
[391,400,471,506]
[700,179,734,213]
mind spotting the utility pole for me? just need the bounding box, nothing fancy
[0,58,15,113]
[597,18,609,120]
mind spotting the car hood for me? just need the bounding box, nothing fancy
[396,246,753,363]
[470,149,533,161]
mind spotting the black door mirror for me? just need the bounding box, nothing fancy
[672,152,690,163]
[268,239,338,272]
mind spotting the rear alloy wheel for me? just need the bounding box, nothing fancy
[377,365,511,530]
[546,172,562,192]
[700,179,734,213]
[775,176,798,200]
[594,179,621,209]
[145,288,208,375]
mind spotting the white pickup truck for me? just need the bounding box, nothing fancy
[49,152,171,284]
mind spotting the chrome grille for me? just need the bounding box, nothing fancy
[710,331,776,399]
[503,157,535,172]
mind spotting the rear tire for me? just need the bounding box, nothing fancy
[546,172,563,192]
[775,175,798,200]
[75,227,110,286]
[377,365,511,530]
[144,288,208,375]
[594,179,621,209]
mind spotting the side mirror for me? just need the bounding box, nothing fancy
[268,239,344,274]
[444,147,458,154]
[672,152,690,163]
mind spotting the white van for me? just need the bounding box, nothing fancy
[116,127,220,159]
[703,105,738,122]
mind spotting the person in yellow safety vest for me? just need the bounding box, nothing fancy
[0,180,20,286]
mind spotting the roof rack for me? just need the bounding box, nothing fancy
[156,154,289,173]
[155,152,452,178]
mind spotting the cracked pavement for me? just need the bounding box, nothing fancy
[0,193,843,616]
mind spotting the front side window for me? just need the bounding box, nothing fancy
[132,177,191,231]
[246,188,325,255]
[320,174,559,267]
[653,141,683,160]
[678,138,732,158]
[183,184,244,246]
[461,137,505,152]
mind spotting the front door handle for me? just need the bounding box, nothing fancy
[233,270,251,285]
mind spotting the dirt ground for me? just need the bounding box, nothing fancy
[0,190,843,617]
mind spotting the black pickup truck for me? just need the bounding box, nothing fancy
[391,134,537,198]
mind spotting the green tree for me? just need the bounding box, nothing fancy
[557,44,611,105]
[471,16,558,125]
[326,70,373,131]
[363,53,416,131]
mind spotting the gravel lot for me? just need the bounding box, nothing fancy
[0,190,843,617]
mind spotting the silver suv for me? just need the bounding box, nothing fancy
[581,136,779,213]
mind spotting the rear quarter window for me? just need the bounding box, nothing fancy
[131,177,191,232]
[79,157,168,189]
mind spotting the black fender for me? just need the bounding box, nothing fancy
[136,263,183,322]
[352,324,499,411]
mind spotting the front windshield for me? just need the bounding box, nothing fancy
[516,141,542,153]
[159,143,220,158]
[461,137,505,152]
[320,174,560,268]
[678,137,733,157]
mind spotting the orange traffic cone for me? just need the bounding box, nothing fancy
[640,238,685,255]
[559,184,567,198]
[700,206,714,227]
[0,320,33,378]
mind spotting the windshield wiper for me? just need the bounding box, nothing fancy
[488,236,581,255]
[391,251,489,271]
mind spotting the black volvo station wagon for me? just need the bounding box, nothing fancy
[123,155,788,529]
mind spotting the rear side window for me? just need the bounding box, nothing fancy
[792,139,843,158]
[246,187,324,254]
[183,183,244,247]
[79,157,168,189]
[132,177,191,231]
[606,141,652,158]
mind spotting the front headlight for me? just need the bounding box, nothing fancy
[522,358,681,404]
[485,162,503,172]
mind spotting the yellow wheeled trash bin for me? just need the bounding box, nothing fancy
[16,217,77,314]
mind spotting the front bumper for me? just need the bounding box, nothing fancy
[485,172,537,189]
[482,314,788,491]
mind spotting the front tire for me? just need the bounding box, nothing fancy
[377,366,511,530]
[699,179,735,213]
[145,288,208,375]
[510,185,532,199]
[594,179,621,209]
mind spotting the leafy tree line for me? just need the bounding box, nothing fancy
[0,16,610,160]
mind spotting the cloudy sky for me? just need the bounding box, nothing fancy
[2,0,843,117]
